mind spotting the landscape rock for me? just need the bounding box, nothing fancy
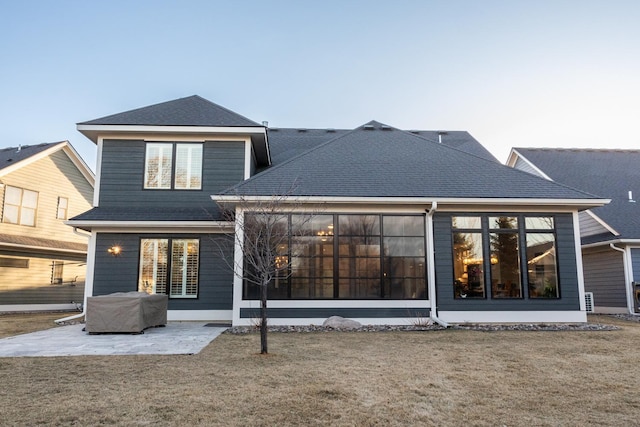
[322,316,362,329]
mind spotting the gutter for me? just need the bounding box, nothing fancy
[426,202,449,328]
[609,243,638,315]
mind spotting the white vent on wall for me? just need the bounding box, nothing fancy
[584,292,594,313]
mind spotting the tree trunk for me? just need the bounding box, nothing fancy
[260,279,268,354]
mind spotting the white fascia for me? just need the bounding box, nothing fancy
[77,124,266,139]
[233,317,426,326]
[64,221,234,234]
[581,239,640,249]
[212,195,609,210]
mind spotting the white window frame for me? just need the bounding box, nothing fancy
[56,197,69,220]
[138,238,199,299]
[2,185,38,226]
[144,142,203,190]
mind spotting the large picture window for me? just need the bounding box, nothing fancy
[451,215,560,300]
[243,214,427,300]
[2,186,38,226]
[144,143,202,190]
[139,238,199,298]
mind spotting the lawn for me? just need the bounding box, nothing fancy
[0,313,638,426]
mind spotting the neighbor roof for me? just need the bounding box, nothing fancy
[512,148,640,240]
[78,95,261,127]
[0,142,61,171]
[220,121,601,202]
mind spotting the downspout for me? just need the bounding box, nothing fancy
[426,202,449,327]
[609,243,638,315]
[55,227,90,324]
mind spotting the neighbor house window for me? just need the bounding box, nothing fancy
[2,185,38,226]
[138,238,199,298]
[243,213,427,300]
[144,143,202,190]
[450,214,560,300]
[0,257,29,268]
[51,261,64,284]
[56,197,69,220]
[525,217,559,298]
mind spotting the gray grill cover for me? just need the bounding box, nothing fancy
[86,292,168,333]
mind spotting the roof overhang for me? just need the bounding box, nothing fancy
[582,238,640,249]
[0,242,87,255]
[76,124,270,167]
[65,220,234,233]
[212,195,610,211]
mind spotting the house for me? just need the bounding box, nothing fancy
[0,141,94,311]
[507,148,640,314]
[68,95,607,325]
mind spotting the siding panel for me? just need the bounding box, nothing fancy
[98,140,245,208]
[93,233,234,311]
[433,212,581,312]
[582,247,626,308]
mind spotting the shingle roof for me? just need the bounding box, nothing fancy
[69,206,224,224]
[0,142,62,172]
[221,121,599,200]
[514,148,640,240]
[266,128,497,166]
[78,95,261,127]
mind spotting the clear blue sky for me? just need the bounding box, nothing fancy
[1,0,639,171]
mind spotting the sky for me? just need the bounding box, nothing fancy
[1,0,639,172]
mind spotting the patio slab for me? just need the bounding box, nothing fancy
[0,322,227,357]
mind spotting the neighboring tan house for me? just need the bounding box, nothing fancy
[68,96,607,326]
[507,148,640,314]
[0,141,94,311]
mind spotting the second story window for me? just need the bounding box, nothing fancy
[2,185,38,226]
[144,143,203,190]
[56,197,69,220]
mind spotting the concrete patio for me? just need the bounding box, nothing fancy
[0,322,227,357]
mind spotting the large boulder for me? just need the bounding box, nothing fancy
[322,316,362,329]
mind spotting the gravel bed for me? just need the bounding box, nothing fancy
[610,313,640,322]
[225,322,618,334]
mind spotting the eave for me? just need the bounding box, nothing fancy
[212,195,610,211]
[77,124,270,166]
[65,219,235,233]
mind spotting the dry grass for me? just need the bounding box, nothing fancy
[0,312,65,338]
[0,313,639,426]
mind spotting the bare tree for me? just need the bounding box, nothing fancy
[216,191,321,354]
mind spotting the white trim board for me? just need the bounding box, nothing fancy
[437,310,587,324]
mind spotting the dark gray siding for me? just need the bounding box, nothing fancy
[240,307,429,319]
[93,233,234,311]
[582,247,626,308]
[433,212,581,312]
[98,140,245,207]
[632,248,640,282]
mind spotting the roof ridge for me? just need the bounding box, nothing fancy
[221,122,368,194]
